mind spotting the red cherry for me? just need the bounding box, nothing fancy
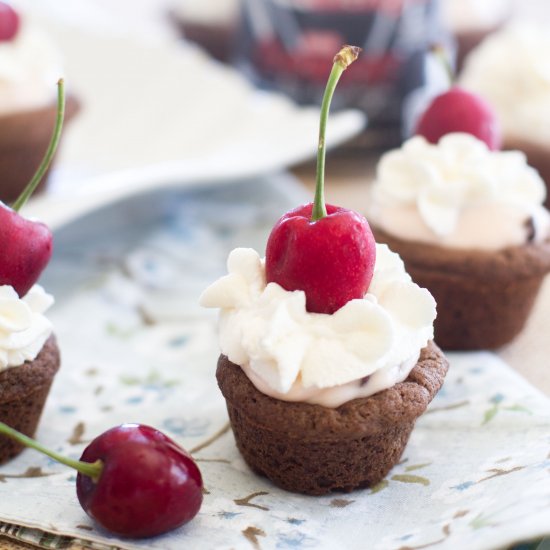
[265,45,376,314]
[415,86,501,150]
[77,424,203,538]
[0,421,203,538]
[0,203,52,297]
[266,203,376,314]
[0,2,20,42]
[0,80,66,296]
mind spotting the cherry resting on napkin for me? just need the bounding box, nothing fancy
[415,47,501,150]
[266,45,376,314]
[0,2,20,42]
[0,422,203,538]
[0,80,66,297]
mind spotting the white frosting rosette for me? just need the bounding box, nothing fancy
[0,285,54,369]
[200,246,436,407]
[369,134,550,249]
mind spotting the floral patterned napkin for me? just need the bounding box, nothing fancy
[0,177,548,550]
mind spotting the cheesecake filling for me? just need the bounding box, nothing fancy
[200,245,436,408]
[369,133,550,249]
[0,285,53,370]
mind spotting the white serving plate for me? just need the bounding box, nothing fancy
[15,0,364,188]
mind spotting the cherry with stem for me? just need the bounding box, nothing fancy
[311,47,360,221]
[266,45,377,315]
[0,79,65,297]
[415,45,501,150]
[0,421,203,538]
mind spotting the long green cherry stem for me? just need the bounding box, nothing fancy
[0,421,103,482]
[12,78,66,212]
[311,45,361,222]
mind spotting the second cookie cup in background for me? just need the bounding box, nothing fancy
[373,228,550,350]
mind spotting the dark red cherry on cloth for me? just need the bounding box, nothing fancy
[0,2,20,42]
[77,424,203,538]
[0,79,65,297]
[0,421,203,538]
[265,45,376,314]
[266,203,376,314]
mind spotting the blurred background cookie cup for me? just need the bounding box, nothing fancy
[169,0,239,62]
[0,94,80,203]
[0,7,80,203]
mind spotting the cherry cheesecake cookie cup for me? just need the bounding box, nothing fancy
[0,4,80,203]
[201,246,448,495]
[369,133,550,351]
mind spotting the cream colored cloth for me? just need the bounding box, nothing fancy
[0,177,548,550]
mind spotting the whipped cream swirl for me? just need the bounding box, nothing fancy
[460,25,550,145]
[369,134,550,249]
[0,22,62,115]
[200,246,435,407]
[0,285,53,370]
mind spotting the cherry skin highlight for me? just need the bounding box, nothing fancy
[76,424,203,538]
[0,2,19,42]
[266,203,376,314]
[415,86,501,150]
[0,203,53,297]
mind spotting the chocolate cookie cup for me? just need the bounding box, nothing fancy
[373,228,550,350]
[0,94,80,204]
[0,336,61,464]
[217,341,448,496]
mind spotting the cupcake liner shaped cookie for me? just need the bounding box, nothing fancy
[201,46,449,495]
[0,2,79,203]
[369,133,550,350]
[0,82,66,463]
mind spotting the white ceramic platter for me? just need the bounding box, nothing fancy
[15,0,364,188]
